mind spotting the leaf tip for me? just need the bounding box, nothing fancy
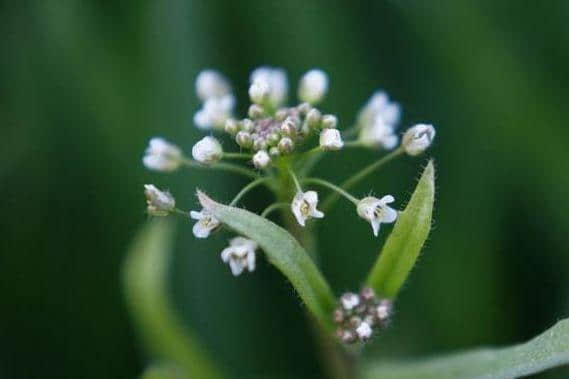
[196,189,218,211]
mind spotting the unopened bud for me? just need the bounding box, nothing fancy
[402,123,435,156]
[236,131,252,148]
[278,137,294,154]
[248,80,269,104]
[321,114,338,129]
[333,308,345,323]
[248,104,265,119]
[269,146,280,157]
[241,118,255,133]
[191,136,223,165]
[275,109,288,121]
[267,132,281,146]
[280,118,297,137]
[224,119,239,135]
[253,138,268,151]
[252,150,271,169]
[297,102,311,116]
[305,108,322,129]
[360,287,376,302]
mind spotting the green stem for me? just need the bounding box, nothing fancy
[288,168,303,192]
[229,177,271,206]
[303,178,359,205]
[321,147,404,211]
[223,152,253,160]
[172,208,189,217]
[181,158,258,179]
[260,202,289,217]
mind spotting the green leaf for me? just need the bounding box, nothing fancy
[122,220,223,379]
[139,363,186,379]
[197,191,337,331]
[365,160,435,298]
[360,318,569,379]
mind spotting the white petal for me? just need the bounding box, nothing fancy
[371,219,381,237]
[190,211,203,220]
[246,252,256,272]
[380,195,395,204]
[229,260,244,276]
[312,209,324,218]
[303,190,319,204]
[382,206,398,223]
[192,221,211,239]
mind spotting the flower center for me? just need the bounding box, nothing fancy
[300,201,310,216]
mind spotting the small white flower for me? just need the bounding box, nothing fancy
[298,69,328,104]
[319,128,344,151]
[291,190,324,227]
[248,79,270,104]
[143,138,182,172]
[250,67,288,107]
[359,115,398,149]
[220,237,258,276]
[357,195,398,237]
[193,94,235,130]
[358,91,401,127]
[340,292,360,311]
[144,184,175,216]
[195,70,231,101]
[356,322,373,340]
[402,123,436,156]
[191,136,223,165]
[190,209,220,238]
[252,150,271,169]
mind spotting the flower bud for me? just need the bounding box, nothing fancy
[266,132,281,146]
[278,137,294,154]
[252,150,271,169]
[319,128,343,151]
[298,69,328,104]
[321,114,338,129]
[280,117,297,137]
[224,118,239,135]
[191,136,223,165]
[275,109,288,121]
[248,79,269,104]
[241,118,255,133]
[355,322,373,341]
[305,108,322,129]
[253,138,268,151]
[235,131,252,148]
[269,146,280,157]
[360,287,376,302]
[144,184,175,216]
[402,123,435,156]
[297,102,312,116]
[248,104,265,119]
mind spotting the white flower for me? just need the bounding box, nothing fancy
[298,69,328,104]
[195,70,231,101]
[252,150,271,169]
[358,91,401,149]
[248,79,270,104]
[193,94,235,130]
[319,128,343,150]
[340,292,360,310]
[359,115,398,149]
[358,91,401,127]
[356,322,373,340]
[250,67,288,107]
[191,136,223,165]
[143,138,182,172]
[144,184,175,216]
[357,195,398,236]
[190,209,220,238]
[220,237,258,276]
[402,123,435,156]
[291,190,324,227]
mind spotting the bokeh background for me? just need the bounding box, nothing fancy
[2,1,568,378]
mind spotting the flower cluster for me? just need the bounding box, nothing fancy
[334,288,393,343]
[141,66,435,340]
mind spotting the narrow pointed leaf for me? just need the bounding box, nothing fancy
[198,191,337,331]
[365,161,435,298]
[361,318,569,379]
[123,220,222,379]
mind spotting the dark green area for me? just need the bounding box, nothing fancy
[1,1,568,378]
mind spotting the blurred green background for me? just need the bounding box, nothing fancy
[1,1,568,378]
